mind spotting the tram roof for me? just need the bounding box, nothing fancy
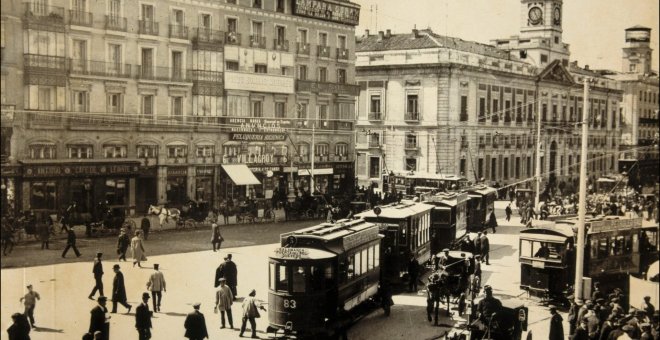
[282,218,377,242]
[269,247,336,261]
[423,192,469,206]
[465,185,498,196]
[355,201,434,219]
[390,171,467,181]
[520,223,574,239]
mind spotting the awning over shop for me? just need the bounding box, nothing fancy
[222,164,261,185]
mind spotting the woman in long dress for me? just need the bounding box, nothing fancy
[130,230,147,267]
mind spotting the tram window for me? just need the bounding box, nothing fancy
[310,266,324,291]
[633,234,639,253]
[368,246,375,270]
[354,252,362,276]
[375,244,380,266]
[534,242,551,258]
[645,230,658,248]
[292,266,306,293]
[598,237,609,258]
[324,264,334,287]
[520,240,532,257]
[347,255,355,280]
[277,265,289,292]
[400,222,408,246]
[624,235,632,253]
[590,239,598,259]
[611,236,625,255]
[269,263,276,290]
[361,249,368,273]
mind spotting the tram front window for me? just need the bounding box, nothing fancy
[277,264,289,292]
[521,240,564,260]
[293,266,306,293]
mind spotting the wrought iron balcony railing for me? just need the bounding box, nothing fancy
[69,10,92,26]
[193,28,224,44]
[136,65,190,82]
[336,48,349,60]
[24,54,67,71]
[24,3,65,21]
[273,39,289,51]
[190,70,223,83]
[297,43,310,55]
[225,32,241,45]
[169,24,188,39]
[138,20,159,36]
[69,59,132,78]
[368,112,382,121]
[404,112,420,122]
[317,45,331,58]
[249,35,267,49]
[105,15,127,31]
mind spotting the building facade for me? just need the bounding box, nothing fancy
[0,0,360,217]
[355,0,622,191]
[606,26,659,188]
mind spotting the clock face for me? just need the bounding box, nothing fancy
[553,7,561,25]
[529,7,543,25]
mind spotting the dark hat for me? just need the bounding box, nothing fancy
[96,252,103,257]
[97,296,108,302]
[484,285,492,291]
[142,293,150,299]
[154,263,159,269]
[192,302,201,308]
[227,254,232,259]
[549,305,558,310]
[644,295,651,300]
[26,284,33,288]
[640,322,651,329]
[249,289,256,296]
[635,309,646,315]
[113,264,120,269]
[611,297,620,303]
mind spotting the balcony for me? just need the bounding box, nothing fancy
[138,20,159,36]
[225,32,241,45]
[504,142,511,149]
[504,114,511,124]
[460,141,469,150]
[404,112,421,122]
[479,143,486,149]
[24,54,67,73]
[69,59,132,78]
[317,45,331,58]
[136,66,190,82]
[492,142,499,149]
[23,3,65,31]
[516,142,523,149]
[368,112,382,121]
[249,35,267,49]
[105,15,127,32]
[478,115,486,123]
[69,112,132,128]
[68,10,93,26]
[297,43,310,56]
[296,80,360,96]
[368,140,381,148]
[273,39,289,52]
[336,48,349,60]
[491,115,499,123]
[192,28,224,51]
[516,115,523,125]
[169,24,188,39]
[405,143,419,150]
[459,114,468,122]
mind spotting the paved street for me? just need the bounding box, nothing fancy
[2,202,656,339]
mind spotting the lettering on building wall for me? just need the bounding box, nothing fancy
[230,133,287,141]
[224,72,295,94]
[293,0,360,26]
[23,163,140,178]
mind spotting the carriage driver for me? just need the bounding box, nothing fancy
[477,285,502,323]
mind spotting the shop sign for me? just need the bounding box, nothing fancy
[249,166,281,173]
[167,167,188,177]
[1,165,21,177]
[333,163,354,170]
[196,167,214,176]
[23,163,140,178]
[296,80,361,96]
[225,71,295,94]
[230,154,286,165]
[230,133,287,142]
[222,117,291,134]
[293,0,360,26]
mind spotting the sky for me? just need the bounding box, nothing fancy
[353,0,659,72]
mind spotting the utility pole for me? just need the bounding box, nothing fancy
[310,115,316,194]
[535,97,542,208]
[574,77,592,303]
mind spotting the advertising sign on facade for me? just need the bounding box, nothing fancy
[23,163,140,178]
[230,133,287,142]
[293,0,360,26]
[224,71,295,94]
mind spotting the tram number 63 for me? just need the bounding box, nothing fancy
[283,299,297,309]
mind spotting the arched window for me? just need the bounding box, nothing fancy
[103,141,127,158]
[29,142,56,159]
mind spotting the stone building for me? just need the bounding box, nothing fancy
[355,0,622,191]
[0,0,360,217]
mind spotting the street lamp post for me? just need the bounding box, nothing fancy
[574,77,593,303]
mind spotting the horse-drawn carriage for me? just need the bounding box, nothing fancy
[284,195,330,221]
[148,203,200,230]
[426,250,478,322]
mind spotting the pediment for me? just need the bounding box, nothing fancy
[537,60,574,85]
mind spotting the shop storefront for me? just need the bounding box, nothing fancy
[135,166,158,214]
[297,162,354,196]
[166,167,188,207]
[220,164,262,201]
[195,166,214,203]
[1,164,21,217]
[20,161,140,217]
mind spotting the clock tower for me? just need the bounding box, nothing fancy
[492,0,570,67]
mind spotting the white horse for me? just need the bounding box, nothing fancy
[147,205,181,230]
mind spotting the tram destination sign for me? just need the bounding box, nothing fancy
[274,248,310,260]
[588,217,643,233]
[343,226,379,250]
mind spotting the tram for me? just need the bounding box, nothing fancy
[422,192,469,254]
[382,171,470,196]
[355,201,434,284]
[465,185,498,232]
[519,216,659,303]
[267,218,382,338]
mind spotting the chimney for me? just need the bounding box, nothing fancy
[386,29,391,38]
[378,31,385,41]
[412,28,420,38]
[365,29,369,37]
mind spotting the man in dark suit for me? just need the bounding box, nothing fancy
[549,305,564,340]
[89,296,110,340]
[111,264,132,313]
[135,293,152,340]
[473,232,482,261]
[223,254,238,298]
[480,231,490,265]
[89,252,104,300]
[184,303,208,340]
[61,226,81,258]
[6,312,30,340]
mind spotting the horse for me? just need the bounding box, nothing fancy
[147,205,180,230]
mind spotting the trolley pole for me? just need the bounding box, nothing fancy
[534,98,542,208]
[574,77,591,303]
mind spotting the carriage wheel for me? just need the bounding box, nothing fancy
[184,219,196,229]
